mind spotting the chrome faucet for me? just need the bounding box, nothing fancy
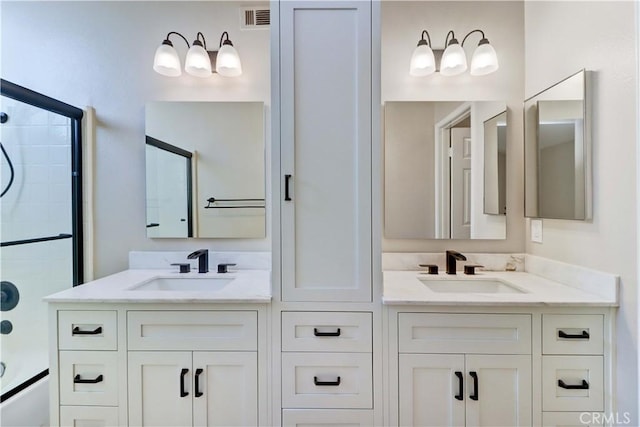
[187,249,209,273]
[446,250,467,275]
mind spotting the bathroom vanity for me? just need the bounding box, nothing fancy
[45,269,271,427]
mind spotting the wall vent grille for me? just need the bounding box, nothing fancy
[241,7,270,29]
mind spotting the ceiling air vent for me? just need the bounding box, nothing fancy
[241,7,270,29]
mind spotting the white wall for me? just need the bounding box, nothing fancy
[1,1,270,278]
[524,1,638,421]
[381,0,524,252]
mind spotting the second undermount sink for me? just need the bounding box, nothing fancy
[129,276,234,292]
[419,277,527,294]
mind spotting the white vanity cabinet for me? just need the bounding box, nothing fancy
[49,304,268,427]
[397,313,532,427]
[387,307,615,427]
[277,0,372,303]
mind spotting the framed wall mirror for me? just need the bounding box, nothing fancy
[524,70,591,220]
[145,101,265,238]
[384,100,507,240]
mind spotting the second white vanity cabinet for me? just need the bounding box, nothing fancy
[127,311,258,427]
[397,313,532,426]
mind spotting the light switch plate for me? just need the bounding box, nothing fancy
[531,219,543,243]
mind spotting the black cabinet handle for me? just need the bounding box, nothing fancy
[194,368,203,397]
[284,174,292,201]
[558,379,589,390]
[454,371,463,401]
[469,371,479,401]
[180,368,189,397]
[558,330,590,339]
[313,328,341,337]
[74,374,103,384]
[314,376,341,386]
[72,326,102,335]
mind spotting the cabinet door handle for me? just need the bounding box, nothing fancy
[194,368,203,397]
[313,328,341,337]
[558,330,590,339]
[469,371,479,401]
[284,174,292,201]
[454,371,464,401]
[73,374,103,384]
[180,368,189,397]
[72,326,102,335]
[314,376,341,386]
[558,379,589,390]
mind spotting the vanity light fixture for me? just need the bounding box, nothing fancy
[153,31,242,78]
[409,29,499,77]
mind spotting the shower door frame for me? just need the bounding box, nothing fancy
[0,79,84,402]
[0,79,84,285]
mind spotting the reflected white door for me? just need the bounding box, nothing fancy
[451,128,471,239]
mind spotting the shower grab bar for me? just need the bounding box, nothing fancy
[1,233,72,247]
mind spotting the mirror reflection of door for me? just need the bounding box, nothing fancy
[450,128,471,239]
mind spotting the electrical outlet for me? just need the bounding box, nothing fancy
[531,219,543,243]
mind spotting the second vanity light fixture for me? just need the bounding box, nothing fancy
[409,29,499,77]
[153,31,242,78]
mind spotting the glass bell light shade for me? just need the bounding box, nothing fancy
[470,40,499,76]
[409,42,436,76]
[440,42,467,76]
[185,43,212,77]
[216,43,242,77]
[153,42,182,77]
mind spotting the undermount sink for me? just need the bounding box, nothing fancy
[129,277,234,292]
[419,277,527,294]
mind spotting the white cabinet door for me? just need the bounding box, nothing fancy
[465,355,532,427]
[398,354,466,427]
[193,352,258,427]
[128,352,193,427]
[280,0,372,302]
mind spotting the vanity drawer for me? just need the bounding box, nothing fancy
[282,311,372,352]
[398,313,531,354]
[542,356,604,412]
[282,353,372,409]
[58,311,117,351]
[543,314,604,355]
[282,409,375,426]
[59,351,119,406]
[60,406,120,427]
[127,311,257,351]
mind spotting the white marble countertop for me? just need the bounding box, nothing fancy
[44,269,272,304]
[383,270,618,306]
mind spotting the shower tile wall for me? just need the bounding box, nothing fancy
[0,97,73,393]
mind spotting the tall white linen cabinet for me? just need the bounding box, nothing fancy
[271,0,383,425]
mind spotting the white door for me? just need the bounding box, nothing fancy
[465,355,532,427]
[450,128,471,239]
[128,352,193,427]
[280,0,372,302]
[398,354,465,427]
[193,352,258,427]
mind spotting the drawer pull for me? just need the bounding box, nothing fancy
[314,376,341,386]
[558,379,589,390]
[73,374,103,384]
[72,326,103,335]
[194,368,203,397]
[454,371,463,401]
[469,371,479,401]
[284,174,292,201]
[313,328,341,337]
[180,368,189,397]
[558,330,590,339]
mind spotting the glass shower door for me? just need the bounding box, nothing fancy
[0,81,83,401]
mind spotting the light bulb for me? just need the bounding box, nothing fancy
[440,43,467,76]
[153,42,181,77]
[470,40,499,76]
[409,42,436,76]
[185,43,212,77]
